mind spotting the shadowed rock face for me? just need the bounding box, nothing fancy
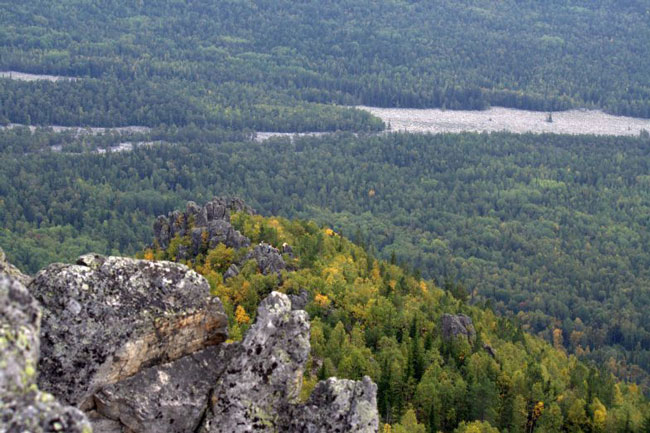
[93,344,235,433]
[0,273,91,433]
[0,274,40,395]
[201,292,379,433]
[29,254,228,409]
[153,197,252,258]
[441,313,476,343]
[285,376,379,433]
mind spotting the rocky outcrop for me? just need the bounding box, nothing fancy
[243,242,286,278]
[284,376,379,433]
[153,198,252,258]
[0,247,31,286]
[222,263,240,282]
[201,291,378,433]
[29,254,228,409]
[201,291,309,432]
[441,313,476,343]
[0,247,379,433]
[93,344,234,433]
[0,273,91,433]
[289,289,310,311]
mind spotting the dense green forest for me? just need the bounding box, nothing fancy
[2,128,650,395]
[3,0,650,427]
[2,0,650,132]
[142,208,650,431]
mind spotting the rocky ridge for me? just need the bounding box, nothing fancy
[30,254,228,410]
[153,198,253,259]
[1,247,378,432]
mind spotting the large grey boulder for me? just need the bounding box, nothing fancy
[29,254,228,409]
[243,243,286,278]
[201,292,309,433]
[284,376,379,433]
[92,344,235,433]
[153,198,252,258]
[0,273,91,433]
[441,313,476,343]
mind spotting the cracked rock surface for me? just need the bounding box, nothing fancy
[93,344,235,433]
[1,235,379,433]
[201,291,309,432]
[284,376,379,433]
[0,273,91,433]
[29,254,228,409]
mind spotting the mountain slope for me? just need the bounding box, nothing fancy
[142,198,650,432]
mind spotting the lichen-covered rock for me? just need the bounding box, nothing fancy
[243,243,286,278]
[0,247,31,286]
[284,376,379,433]
[441,313,476,343]
[0,274,40,394]
[200,291,380,433]
[2,391,92,433]
[153,198,252,258]
[0,273,91,433]
[92,344,235,433]
[201,292,310,433]
[29,254,228,409]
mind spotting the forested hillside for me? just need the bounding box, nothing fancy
[2,0,650,132]
[3,128,650,394]
[3,0,650,427]
[141,206,650,431]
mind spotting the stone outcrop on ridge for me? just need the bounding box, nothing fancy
[29,254,228,410]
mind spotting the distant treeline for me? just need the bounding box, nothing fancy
[1,0,650,132]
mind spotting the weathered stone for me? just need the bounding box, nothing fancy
[243,243,286,278]
[223,263,240,282]
[0,273,91,433]
[0,247,31,286]
[153,198,252,259]
[0,274,40,394]
[441,313,476,343]
[288,289,310,311]
[92,344,235,433]
[284,376,379,433]
[29,254,228,409]
[200,291,380,433]
[201,292,310,433]
[1,391,92,433]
